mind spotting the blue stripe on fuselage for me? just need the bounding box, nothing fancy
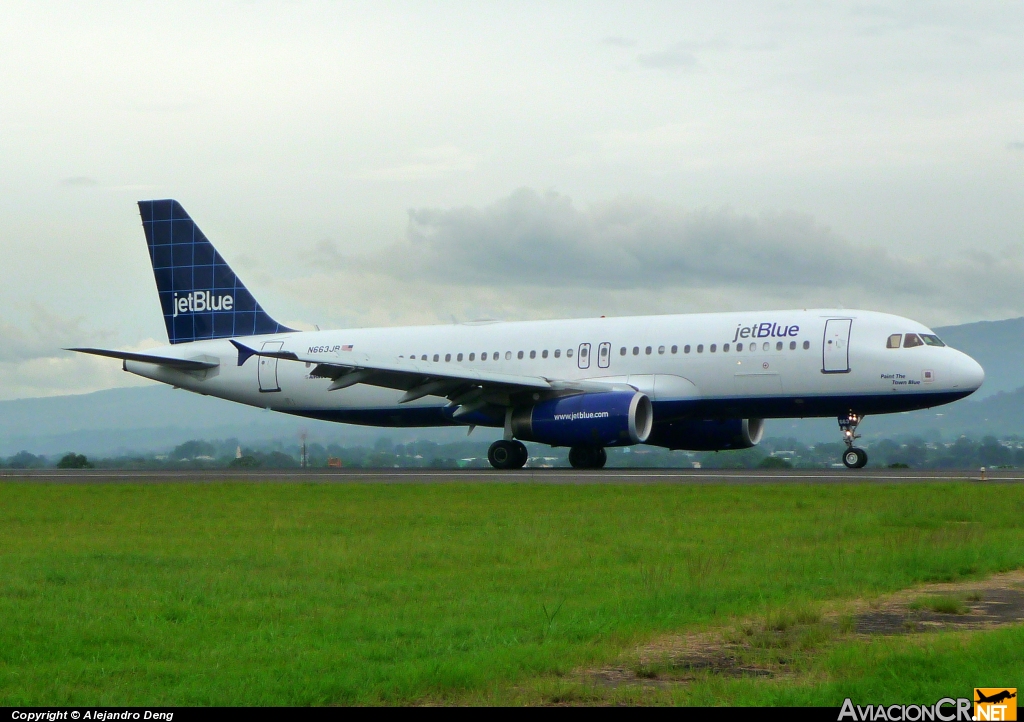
[284,389,974,429]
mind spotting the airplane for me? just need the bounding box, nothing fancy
[976,690,1016,705]
[71,200,985,470]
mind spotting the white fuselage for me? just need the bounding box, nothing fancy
[123,308,984,433]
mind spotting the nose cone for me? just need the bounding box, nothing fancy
[952,352,985,394]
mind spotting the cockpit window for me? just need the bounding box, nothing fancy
[921,334,946,347]
[903,333,924,348]
[886,334,902,349]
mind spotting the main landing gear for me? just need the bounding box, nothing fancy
[839,413,868,469]
[568,445,607,470]
[488,439,528,470]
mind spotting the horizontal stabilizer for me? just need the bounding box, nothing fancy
[68,347,220,371]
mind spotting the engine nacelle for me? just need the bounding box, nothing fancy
[646,418,765,451]
[511,391,653,447]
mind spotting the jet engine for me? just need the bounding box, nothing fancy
[511,391,653,447]
[646,418,765,451]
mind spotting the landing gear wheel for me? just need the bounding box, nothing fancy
[487,438,516,466]
[843,447,868,469]
[512,440,529,468]
[568,445,607,469]
[488,440,528,470]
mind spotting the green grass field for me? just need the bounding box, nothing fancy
[0,481,1021,705]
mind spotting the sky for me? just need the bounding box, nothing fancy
[1,1,1022,399]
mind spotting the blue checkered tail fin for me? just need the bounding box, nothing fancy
[138,200,293,344]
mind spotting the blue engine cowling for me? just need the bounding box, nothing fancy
[646,418,765,451]
[511,391,653,447]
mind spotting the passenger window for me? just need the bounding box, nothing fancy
[710,344,717,353]
[776,342,782,351]
[685,345,692,353]
[445,353,451,362]
[886,334,902,349]
[658,345,665,354]
[697,344,704,353]
[750,344,756,353]
[762,342,769,352]
[493,351,499,360]
[904,333,923,348]
[505,351,512,360]
[737,343,743,351]
[529,350,536,359]
[421,355,427,361]
[723,343,730,352]
[802,341,810,350]
[671,345,678,354]
[567,348,573,358]
[633,346,639,355]
[921,334,946,347]
[554,349,561,358]
[479,352,485,361]
[433,354,439,362]
[517,351,524,359]
[619,346,626,355]
[457,353,463,362]
[789,341,796,350]
[469,353,475,361]
[645,346,652,355]
[542,350,548,358]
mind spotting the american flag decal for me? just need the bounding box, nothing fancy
[341,344,353,352]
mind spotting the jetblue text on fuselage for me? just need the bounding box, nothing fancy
[732,322,800,343]
[172,291,234,317]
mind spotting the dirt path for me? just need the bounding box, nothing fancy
[587,570,1024,688]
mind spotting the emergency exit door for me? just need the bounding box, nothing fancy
[822,319,852,374]
[259,341,283,392]
[578,343,591,370]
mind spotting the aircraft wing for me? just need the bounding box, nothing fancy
[231,340,628,417]
[68,347,220,371]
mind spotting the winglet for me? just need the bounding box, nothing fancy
[231,340,258,367]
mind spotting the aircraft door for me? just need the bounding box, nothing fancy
[578,343,591,370]
[259,341,283,392]
[822,319,852,374]
[597,342,611,369]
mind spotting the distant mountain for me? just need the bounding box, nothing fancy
[0,385,475,457]
[1,316,1020,457]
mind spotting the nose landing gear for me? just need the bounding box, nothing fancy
[488,439,528,469]
[839,413,868,468]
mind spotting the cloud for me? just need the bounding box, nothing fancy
[61,176,99,187]
[355,146,480,181]
[305,189,1024,326]
[394,189,869,290]
[0,307,158,400]
[636,47,698,70]
[0,305,97,363]
[600,36,636,48]
[1008,142,1024,150]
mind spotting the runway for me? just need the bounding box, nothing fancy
[0,467,1019,483]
